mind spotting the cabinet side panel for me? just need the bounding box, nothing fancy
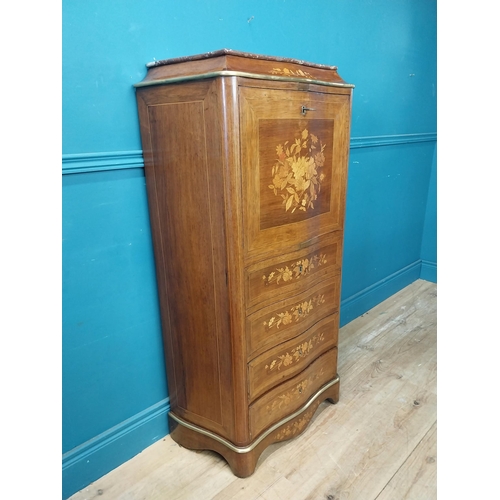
[136,92,180,413]
[147,100,223,426]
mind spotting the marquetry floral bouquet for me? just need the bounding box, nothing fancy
[269,128,326,213]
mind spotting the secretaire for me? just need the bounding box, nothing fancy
[134,49,353,476]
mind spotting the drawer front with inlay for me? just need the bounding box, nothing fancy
[245,232,342,312]
[249,348,337,439]
[246,277,340,359]
[248,313,339,401]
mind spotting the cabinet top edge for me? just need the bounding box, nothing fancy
[145,49,338,70]
[135,49,353,89]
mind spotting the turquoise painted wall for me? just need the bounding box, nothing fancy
[420,145,438,282]
[62,0,437,497]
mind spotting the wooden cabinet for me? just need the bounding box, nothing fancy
[134,49,353,477]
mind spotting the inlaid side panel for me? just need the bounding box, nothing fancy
[148,100,223,424]
[137,81,233,437]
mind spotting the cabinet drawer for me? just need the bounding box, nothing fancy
[248,313,339,402]
[249,348,337,439]
[245,232,342,312]
[247,277,340,359]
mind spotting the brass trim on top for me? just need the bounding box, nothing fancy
[168,375,340,454]
[134,71,355,89]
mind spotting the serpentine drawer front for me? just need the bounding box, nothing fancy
[246,276,340,358]
[244,231,343,312]
[248,348,338,439]
[248,313,339,402]
[134,49,353,477]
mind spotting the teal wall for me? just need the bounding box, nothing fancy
[420,146,438,282]
[62,0,437,497]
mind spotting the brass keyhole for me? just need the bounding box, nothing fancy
[298,387,303,393]
[301,105,316,116]
[298,308,303,315]
[299,264,303,272]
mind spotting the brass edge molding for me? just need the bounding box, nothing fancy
[134,71,355,89]
[168,375,340,454]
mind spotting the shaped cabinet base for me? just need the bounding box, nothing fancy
[169,378,340,477]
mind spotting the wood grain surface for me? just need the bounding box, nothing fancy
[246,277,340,359]
[248,314,338,401]
[239,86,351,260]
[137,50,350,88]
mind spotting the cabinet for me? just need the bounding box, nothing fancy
[134,49,353,477]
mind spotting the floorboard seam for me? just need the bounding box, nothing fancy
[372,419,437,500]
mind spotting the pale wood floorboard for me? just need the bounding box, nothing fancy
[69,279,437,500]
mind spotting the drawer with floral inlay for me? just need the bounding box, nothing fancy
[248,347,337,439]
[246,277,340,359]
[248,313,339,402]
[244,231,343,313]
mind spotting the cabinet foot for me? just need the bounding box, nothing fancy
[326,377,340,404]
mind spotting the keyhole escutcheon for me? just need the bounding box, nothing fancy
[301,105,316,116]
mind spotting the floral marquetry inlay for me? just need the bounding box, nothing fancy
[265,369,325,413]
[264,294,326,330]
[262,253,328,286]
[265,333,325,372]
[269,127,327,213]
[270,67,314,79]
[274,399,322,440]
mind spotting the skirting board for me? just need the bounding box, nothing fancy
[420,260,437,283]
[340,259,436,327]
[62,398,170,499]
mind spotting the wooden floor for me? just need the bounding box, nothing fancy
[70,279,437,500]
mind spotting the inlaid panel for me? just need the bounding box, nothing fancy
[245,231,343,312]
[248,314,339,402]
[259,119,334,230]
[240,86,351,261]
[246,277,340,358]
[249,348,337,439]
[148,99,223,425]
[137,80,235,436]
